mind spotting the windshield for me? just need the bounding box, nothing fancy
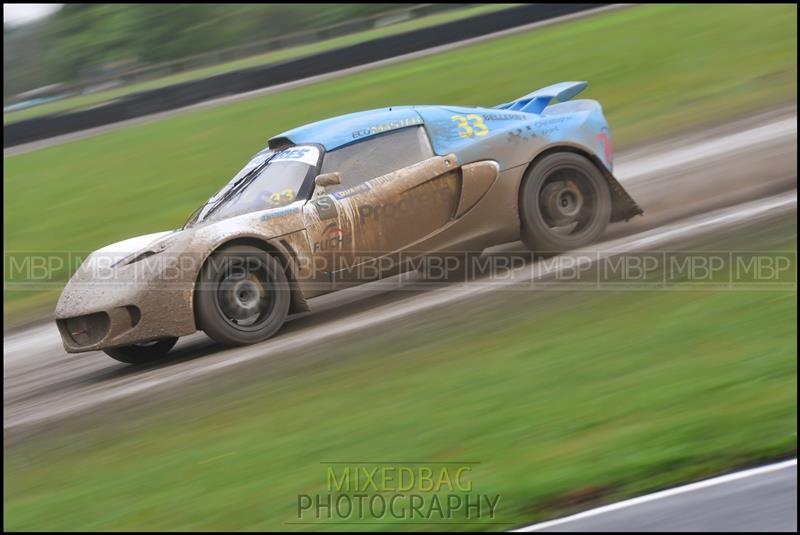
[186,145,320,226]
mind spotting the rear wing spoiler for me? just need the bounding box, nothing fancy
[495,81,588,115]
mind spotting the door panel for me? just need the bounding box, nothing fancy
[304,154,460,286]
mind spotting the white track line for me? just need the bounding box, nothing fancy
[512,458,798,532]
[615,117,797,180]
[605,192,795,251]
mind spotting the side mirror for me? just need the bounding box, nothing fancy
[315,172,341,188]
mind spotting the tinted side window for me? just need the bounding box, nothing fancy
[320,126,433,192]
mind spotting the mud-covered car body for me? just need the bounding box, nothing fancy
[56,81,641,354]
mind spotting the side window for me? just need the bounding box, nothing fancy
[320,126,433,192]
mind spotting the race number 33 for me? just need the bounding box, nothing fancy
[451,114,489,138]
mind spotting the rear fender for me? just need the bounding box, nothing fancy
[524,144,643,223]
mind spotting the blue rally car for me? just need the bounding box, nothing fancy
[55,81,642,363]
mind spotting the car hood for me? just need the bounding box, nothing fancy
[74,202,307,276]
[91,230,176,266]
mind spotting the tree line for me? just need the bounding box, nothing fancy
[4,3,415,99]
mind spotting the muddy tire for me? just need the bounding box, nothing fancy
[195,245,290,346]
[104,337,178,364]
[520,152,612,253]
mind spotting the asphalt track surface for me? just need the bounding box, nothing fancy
[4,107,797,433]
[513,459,797,532]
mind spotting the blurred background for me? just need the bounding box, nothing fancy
[3,3,797,532]
[4,3,482,118]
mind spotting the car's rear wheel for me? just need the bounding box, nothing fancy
[195,245,290,346]
[520,152,612,253]
[104,337,178,364]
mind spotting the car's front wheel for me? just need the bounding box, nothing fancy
[104,337,178,364]
[195,245,291,346]
[519,152,612,253]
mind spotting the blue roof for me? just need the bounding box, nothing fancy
[269,107,424,151]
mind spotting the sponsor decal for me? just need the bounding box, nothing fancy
[246,150,273,168]
[358,185,454,224]
[505,125,536,144]
[450,114,489,138]
[312,195,338,220]
[260,205,299,221]
[534,116,569,136]
[596,126,612,164]
[534,116,569,127]
[480,112,526,121]
[266,188,296,208]
[504,116,570,144]
[313,222,350,252]
[352,117,423,139]
[332,182,371,200]
[367,173,397,189]
[272,146,320,166]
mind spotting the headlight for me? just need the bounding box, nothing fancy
[113,236,174,267]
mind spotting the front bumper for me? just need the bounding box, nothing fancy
[54,251,198,353]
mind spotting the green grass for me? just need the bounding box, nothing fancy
[3,3,797,320]
[4,216,796,531]
[3,4,519,124]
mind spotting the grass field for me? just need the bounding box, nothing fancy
[4,215,796,531]
[3,3,797,321]
[2,4,519,124]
